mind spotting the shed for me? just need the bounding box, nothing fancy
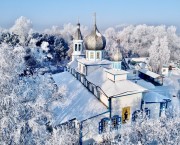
[138,69,163,86]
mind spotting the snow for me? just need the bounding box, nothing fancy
[100,80,147,97]
[143,92,170,103]
[131,57,149,63]
[41,41,49,52]
[96,30,102,37]
[86,67,147,97]
[132,79,155,90]
[51,71,107,125]
[86,67,106,86]
[67,60,78,69]
[105,69,129,75]
[77,58,111,66]
[139,69,161,79]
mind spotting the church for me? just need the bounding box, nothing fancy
[51,15,171,144]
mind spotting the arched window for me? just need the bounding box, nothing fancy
[144,108,150,118]
[75,44,77,51]
[132,110,141,121]
[78,44,81,51]
[99,118,110,134]
[160,102,166,117]
[111,115,121,130]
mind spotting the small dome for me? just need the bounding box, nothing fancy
[84,24,106,50]
[111,48,122,61]
[74,23,83,40]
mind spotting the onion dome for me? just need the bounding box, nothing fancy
[74,23,83,40]
[84,14,106,50]
[111,48,122,61]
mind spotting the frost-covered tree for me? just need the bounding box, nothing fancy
[0,43,62,145]
[10,16,33,45]
[104,24,180,62]
[45,127,79,145]
[149,36,170,73]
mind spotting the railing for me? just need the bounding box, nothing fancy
[67,67,109,102]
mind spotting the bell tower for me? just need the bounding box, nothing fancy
[72,22,85,61]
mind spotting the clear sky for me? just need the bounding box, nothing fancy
[0,0,180,31]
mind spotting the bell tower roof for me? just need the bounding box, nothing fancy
[74,22,83,40]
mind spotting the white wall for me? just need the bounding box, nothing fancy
[115,74,127,81]
[111,93,143,121]
[106,72,127,82]
[99,92,143,121]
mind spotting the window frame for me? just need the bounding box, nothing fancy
[75,44,77,51]
[96,52,100,59]
[90,52,94,59]
[78,44,81,51]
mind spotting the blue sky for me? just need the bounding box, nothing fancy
[0,0,180,31]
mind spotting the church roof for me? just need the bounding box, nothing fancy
[143,92,170,103]
[84,25,106,50]
[77,58,111,66]
[84,14,106,50]
[74,23,83,40]
[139,69,161,79]
[105,69,129,75]
[51,71,107,125]
[67,60,78,69]
[86,67,147,97]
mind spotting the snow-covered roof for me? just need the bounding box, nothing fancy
[143,92,171,103]
[67,60,78,69]
[87,67,147,97]
[86,67,106,86]
[51,71,107,125]
[77,58,111,66]
[101,80,147,97]
[105,69,129,75]
[133,79,155,90]
[131,57,149,63]
[139,69,161,79]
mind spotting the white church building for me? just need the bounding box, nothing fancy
[51,16,171,144]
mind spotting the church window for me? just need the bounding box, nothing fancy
[78,44,81,51]
[75,44,77,51]
[144,108,150,118]
[160,102,166,117]
[96,52,100,59]
[83,66,86,74]
[111,115,121,130]
[99,118,110,134]
[91,85,94,94]
[90,52,94,59]
[132,110,142,121]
